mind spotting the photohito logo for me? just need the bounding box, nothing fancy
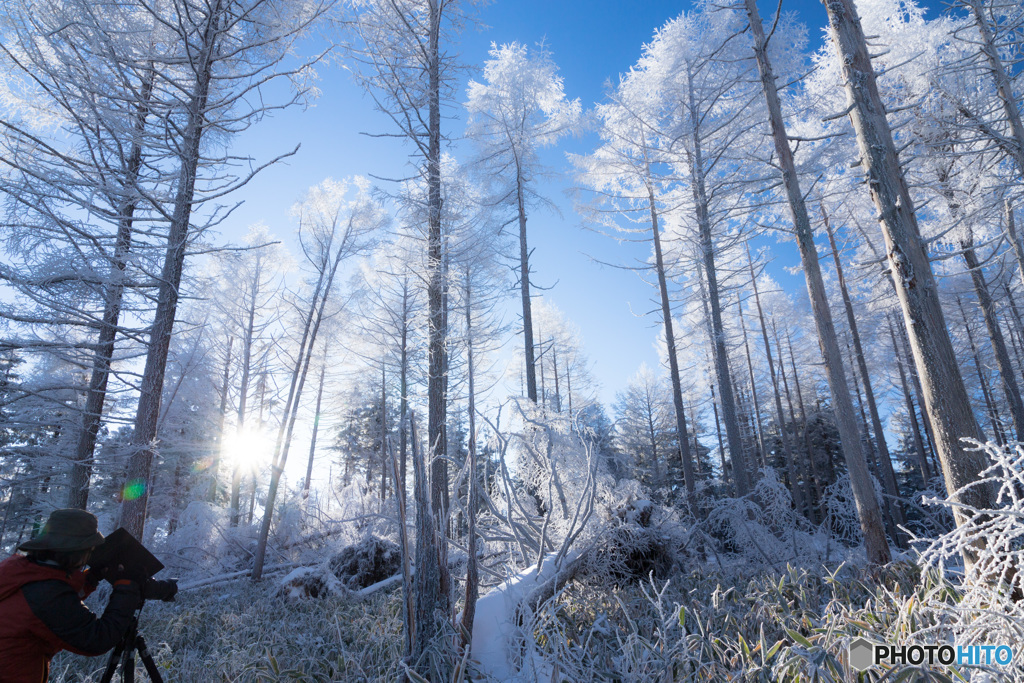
[848,638,1015,671]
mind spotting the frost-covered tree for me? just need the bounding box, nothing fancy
[118,0,330,539]
[208,226,289,525]
[741,0,890,563]
[615,365,674,489]
[465,42,580,405]
[948,0,1024,179]
[652,5,770,496]
[574,71,699,500]
[251,177,384,580]
[0,0,168,511]
[343,4,475,668]
[351,237,426,499]
[820,0,995,550]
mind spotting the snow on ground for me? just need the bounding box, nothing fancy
[471,552,570,681]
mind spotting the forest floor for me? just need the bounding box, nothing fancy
[48,558,985,682]
[51,581,405,682]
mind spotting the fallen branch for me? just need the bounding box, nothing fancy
[178,562,298,592]
[355,572,404,598]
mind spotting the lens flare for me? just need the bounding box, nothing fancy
[122,479,146,501]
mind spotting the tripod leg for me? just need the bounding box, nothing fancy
[99,636,128,683]
[124,646,136,683]
[135,634,164,683]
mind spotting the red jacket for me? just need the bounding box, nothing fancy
[0,555,141,683]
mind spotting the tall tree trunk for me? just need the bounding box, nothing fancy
[416,0,451,670]
[460,274,479,654]
[710,384,728,487]
[692,188,750,499]
[380,362,388,501]
[961,238,1024,439]
[779,328,826,519]
[230,275,261,527]
[68,66,155,510]
[1004,281,1024,368]
[1008,203,1024,290]
[566,360,574,416]
[119,11,219,539]
[745,0,888,562]
[737,294,768,469]
[888,317,931,482]
[517,172,538,403]
[303,362,327,499]
[252,238,346,580]
[551,343,561,413]
[399,276,411,501]
[646,398,662,485]
[210,337,233,502]
[823,213,906,533]
[956,297,1004,445]
[538,327,547,409]
[748,253,805,517]
[823,0,993,550]
[647,184,696,500]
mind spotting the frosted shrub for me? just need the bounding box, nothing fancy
[912,441,1024,666]
[822,473,866,546]
[705,467,835,569]
[159,501,229,575]
[480,399,605,566]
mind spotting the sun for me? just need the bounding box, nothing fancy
[222,424,273,470]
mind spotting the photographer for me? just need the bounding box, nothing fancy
[0,509,144,683]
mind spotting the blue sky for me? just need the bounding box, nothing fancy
[219,0,946,411]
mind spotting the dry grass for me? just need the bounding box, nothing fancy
[51,581,405,682]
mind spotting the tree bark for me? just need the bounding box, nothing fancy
[823,213,906,533]
[746,0,888,562]
[710,384,728,487]
[517,173,538,403]
[460,273,479,654]
[119,8,219,539]
[647,184,696,500]
[823,0,993,547]
[303,361,327,499]
[416,0,451,670]
[748,253,805,516]
[67,66,155,510]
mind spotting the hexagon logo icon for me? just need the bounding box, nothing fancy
[849,637,875,671]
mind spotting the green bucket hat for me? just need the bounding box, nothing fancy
[18,509,105,553]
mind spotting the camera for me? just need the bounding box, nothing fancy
[89,528,178,602]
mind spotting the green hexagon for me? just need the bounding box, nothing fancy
[849,637,875,671]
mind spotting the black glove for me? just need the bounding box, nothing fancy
[141,578,178,602]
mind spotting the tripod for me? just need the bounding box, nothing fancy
[99,604,164,683]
